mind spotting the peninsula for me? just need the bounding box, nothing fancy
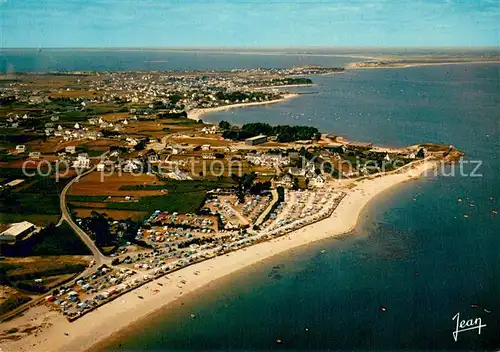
[0,68,463,352]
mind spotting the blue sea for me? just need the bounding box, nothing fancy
[0,49,359,72]
[5,50,499,350]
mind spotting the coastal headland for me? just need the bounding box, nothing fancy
[0,64,465,352]
[347,57,500,69]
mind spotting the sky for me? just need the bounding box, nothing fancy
[1,0,499,48]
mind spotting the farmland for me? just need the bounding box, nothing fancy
[68,172,168,197]
[68,173,234,218]
[0,170,71,220]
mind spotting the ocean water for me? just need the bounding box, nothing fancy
[104,64,500,351]
[0,49,358,73]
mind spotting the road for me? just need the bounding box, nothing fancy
[57,153,109,270]
[254,189,279,226]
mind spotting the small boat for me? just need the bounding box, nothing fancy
[320,250,326,254]
[463,215,469,218]
[458,198,462,202]
[471,304,480,308]
[492,210,498,215]
[483,308,491,313]
[138,295,144,299]
[276,338,283,344]
[379,305,387,312]
[157,282,163,286]
[190,313,196,319]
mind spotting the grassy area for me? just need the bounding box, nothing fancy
[0,256,88,298]
[28,221,91,256]
[118,184,169,191]
[75,144,107,157]
[67,195,109,202]
[107,194,206,214]
[0,177,66,215]
[58,110,88,122]
[0,171,69,215]
[0,213,60,227]
[108,179,233,214]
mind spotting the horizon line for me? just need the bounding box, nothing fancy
[2,45,500,50]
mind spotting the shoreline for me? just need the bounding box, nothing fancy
[0,158,438,352]
[346,60,500,69]
[187,93,299,122]
[252,83,313,90]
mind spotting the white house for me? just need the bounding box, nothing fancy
[73,153,90,169]
[273,173,293,188]
[96,163,105,172]
[172,146,183,155]
[310,174,326,187]
[65,146,76,154]
[28,152,41,159]
[123,160,139,173]
[201,144,211,151]
[15,145,26,153]
[201,126,218,134]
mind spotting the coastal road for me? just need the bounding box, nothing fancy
[57,153,109,269]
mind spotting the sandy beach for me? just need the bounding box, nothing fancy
[0,158,438,352]
[187,93,298,122]
[346,60,500,69]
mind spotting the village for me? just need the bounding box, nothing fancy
[0,68,449,323]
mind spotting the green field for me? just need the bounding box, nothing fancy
[0,175,67,215]
[28,221,91,256]
[0,213,60,227]
[67,195,109,202]
[108,179,233,214]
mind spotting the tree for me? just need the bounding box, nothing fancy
[417,148,425,158]
[219,120,231,130]
[231,172,257,202]
[88,211,112,246]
